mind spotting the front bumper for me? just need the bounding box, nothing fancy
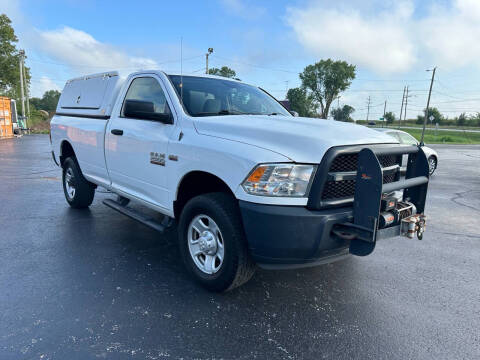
[239,145,430,269]
[239,201,353,268]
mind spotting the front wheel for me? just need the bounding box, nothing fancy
[62,157,95,208]
[178,193,255,292]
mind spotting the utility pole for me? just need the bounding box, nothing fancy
[383,100,387,127]
[285,80,289,100]
[205,48,213,74]
[19,50,26,130]
[421,67,436,146]
[24,64,30,118]
[403,86,409,123]
[398,86,406,128]
[366,96,371,122]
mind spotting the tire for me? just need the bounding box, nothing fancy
[62,157,95,208]
[178,192,256,292]
[428,156,437,176]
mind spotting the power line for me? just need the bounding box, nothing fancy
[26,54,204,69]
[214,55,299,74]
[344,89,429,92]
[355,78,431,82]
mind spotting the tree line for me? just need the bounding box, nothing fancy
[369,107,480,128]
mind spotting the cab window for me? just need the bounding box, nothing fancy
[121,77,171,117]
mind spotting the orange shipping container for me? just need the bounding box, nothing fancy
[0,96,13,138]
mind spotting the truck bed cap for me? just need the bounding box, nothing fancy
[56,71,123,118]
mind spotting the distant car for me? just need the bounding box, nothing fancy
[375,128,438,175]
[368,121,376,126]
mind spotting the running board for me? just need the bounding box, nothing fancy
[103,198,170,233]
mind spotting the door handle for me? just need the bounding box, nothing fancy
[111,129,123,136]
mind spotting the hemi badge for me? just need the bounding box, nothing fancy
[168,155,178,161]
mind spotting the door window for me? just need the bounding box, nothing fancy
[121,77,171,117]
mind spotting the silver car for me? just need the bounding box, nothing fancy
[375,128,438,175]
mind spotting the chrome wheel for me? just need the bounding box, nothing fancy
[428,157,437,175]
[64,167,76,200]
[187,214,225,274]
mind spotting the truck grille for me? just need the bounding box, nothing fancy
[329,153,397,172]
[322,179,356,200]
[319,152,401,202]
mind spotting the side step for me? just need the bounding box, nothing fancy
[103,198,171,233]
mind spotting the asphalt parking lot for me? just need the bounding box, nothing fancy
[1,135,479,359]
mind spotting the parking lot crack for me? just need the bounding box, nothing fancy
[450,190,480,213]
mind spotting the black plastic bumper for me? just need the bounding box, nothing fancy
[238,201,353,268]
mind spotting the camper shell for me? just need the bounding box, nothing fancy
[56,71,124,119]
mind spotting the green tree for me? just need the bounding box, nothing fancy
[286,87,317,117]
[416,107,443,125]
[384,111,395,124]
[30,90,61,112]
[469,113,480,127]
[457,112,467,127]
[29,97,42,110]
[208,66,236,78]
[41,90,61,111]
[299,59,356,119]
[331,105,355,122]
[0,14,30,101]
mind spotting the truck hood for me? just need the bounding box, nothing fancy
[194,115,398,163]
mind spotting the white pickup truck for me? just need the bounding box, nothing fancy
[50,71,430,291]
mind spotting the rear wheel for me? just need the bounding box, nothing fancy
[62,157,95,208]
[178,193,255,292]
[428,156,437,176]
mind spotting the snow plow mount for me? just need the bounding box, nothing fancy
[333,145,430,256]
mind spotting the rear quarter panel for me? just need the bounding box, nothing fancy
[51,115,110,186]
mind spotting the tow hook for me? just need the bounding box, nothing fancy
[401,214,426,240]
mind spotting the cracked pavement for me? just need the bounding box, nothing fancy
[0,136,479,359]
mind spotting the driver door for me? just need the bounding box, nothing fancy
[105,75,176,210]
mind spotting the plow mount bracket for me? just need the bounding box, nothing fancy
[338,145,429,256]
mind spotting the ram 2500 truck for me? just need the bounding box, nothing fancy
[50,71,429,291]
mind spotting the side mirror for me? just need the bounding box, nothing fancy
[124,99,173,124]
[290,111,299,117]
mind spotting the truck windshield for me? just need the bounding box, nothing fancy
[168,75,291,117]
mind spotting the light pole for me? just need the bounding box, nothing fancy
[205,48,213,74]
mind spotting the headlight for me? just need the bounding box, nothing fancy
[242,164,316,197]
